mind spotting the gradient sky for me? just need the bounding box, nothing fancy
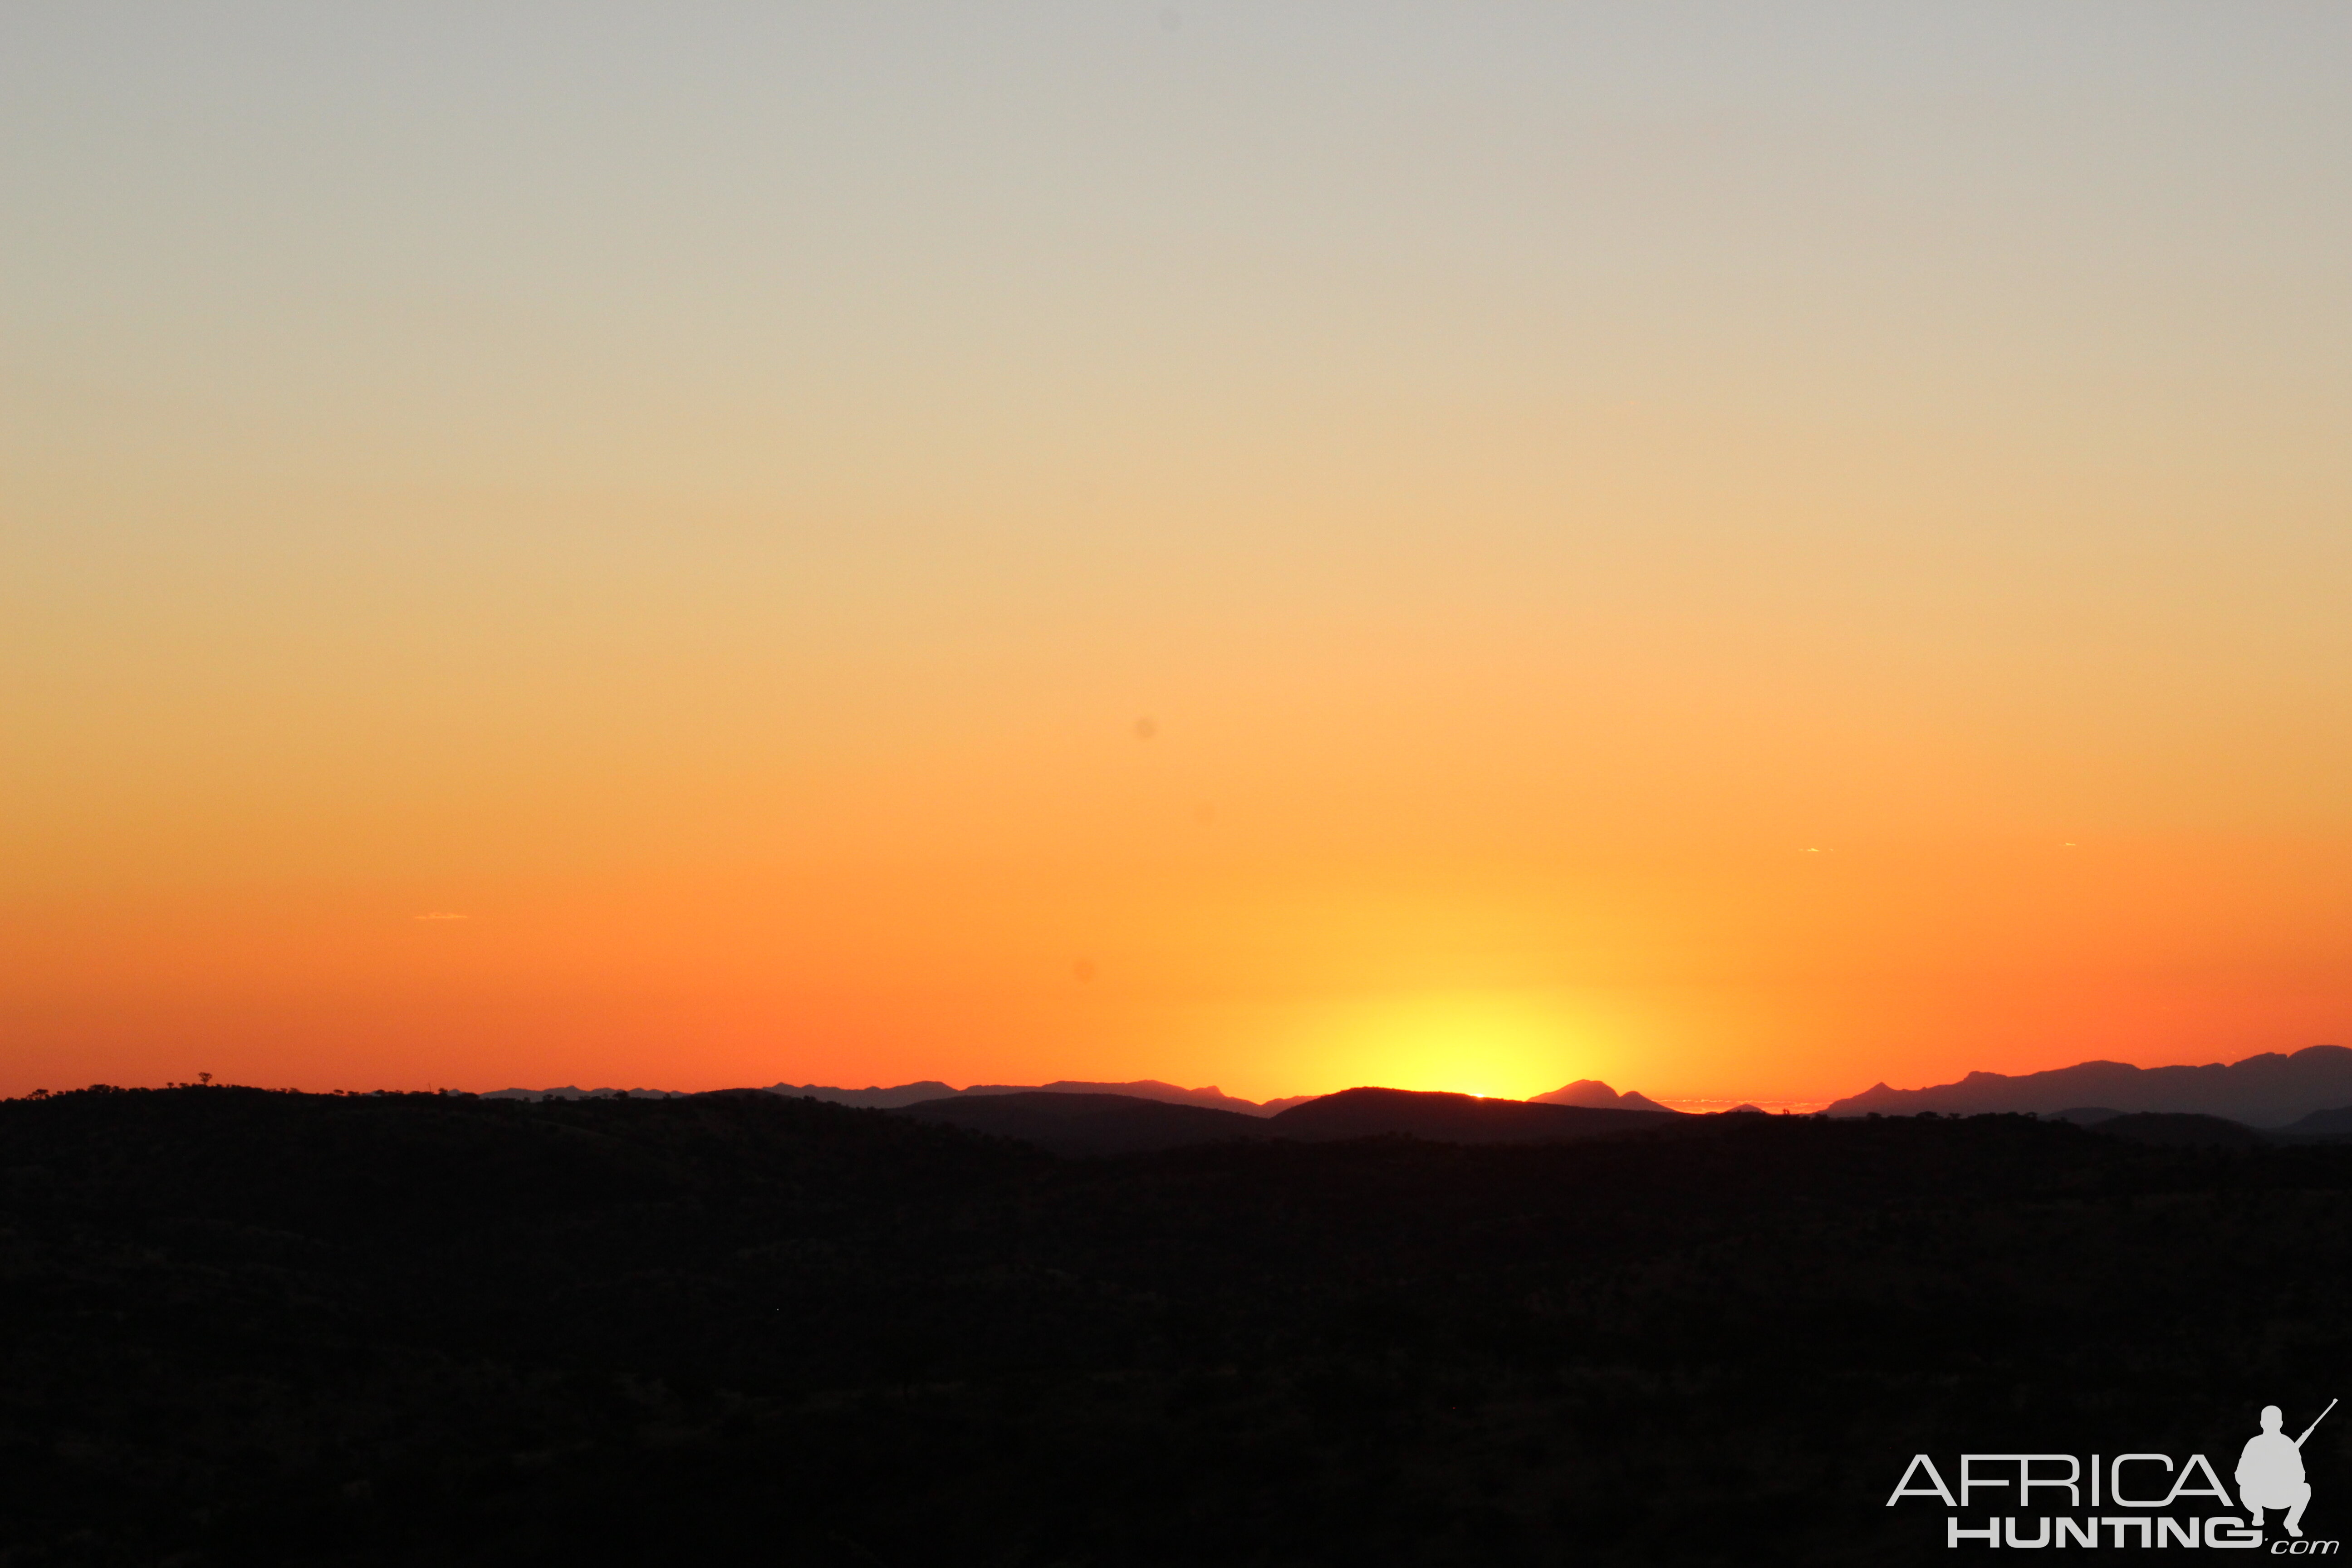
[5,2,2350,1105]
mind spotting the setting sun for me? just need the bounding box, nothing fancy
[1287,990,1594,1103]
[9,8,2351,1560]
[4,3,2348,1116]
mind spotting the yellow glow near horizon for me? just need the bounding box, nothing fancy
[5,8,2352,1104]
[1294,991,1592,1103]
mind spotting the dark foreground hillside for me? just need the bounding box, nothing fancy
[4,1088,2350,1566]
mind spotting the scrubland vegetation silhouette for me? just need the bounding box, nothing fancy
[5,1084,2352,1564]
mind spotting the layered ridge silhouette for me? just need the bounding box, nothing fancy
[773,1079,1276,1113]
[900,1085,1686,1155]
[490,1077,1676,1121]
[1271,1087,1684,1143]
[480,1085,690,1101]
[1823,1044,2352,1127]
[16,1084,2352,1565]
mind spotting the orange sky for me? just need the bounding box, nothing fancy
[5,5,2350,1104]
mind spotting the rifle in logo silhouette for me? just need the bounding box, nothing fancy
[2240,1398,2335,1539]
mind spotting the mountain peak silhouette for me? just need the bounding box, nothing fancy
[1530,1079,1673,1112]
[1823,1045,2352,1127]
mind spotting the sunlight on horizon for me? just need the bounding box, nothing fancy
[1294,990,1594,1102]
[5,5,2349,1101]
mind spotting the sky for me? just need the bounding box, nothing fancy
[5,2,2350,1106]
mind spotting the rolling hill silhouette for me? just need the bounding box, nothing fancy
[480,1085,689,1101]
[961,1079,1270,1113]
[1823,1043,2352,1126]
[2276,1106,2352,1138]
[771,1078,1276,1113]
[896,1088,1686,1154]
[2087,1111,2269,1149]
[894,1091,1276,1154]
[1269,1086,1682,1143]
[15,1083,2352,1564]
[482,1079,1691,1124]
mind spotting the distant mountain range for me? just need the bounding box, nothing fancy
[475,1054,2352,1154]
[754,1075,1669,1118]
[1822,1044,2352,1128]
[766,1078,1278,1114]
[1529,1079,1674,1113]
[483,1075,1681,1127]
[482,1079,1270,1110]
[1273,1088,1682,1145]
[481,1054,2352,1137]
[480,1085,688,1102]
[897,1085,1686,1156]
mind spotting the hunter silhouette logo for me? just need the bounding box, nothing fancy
[1887,1399,2339,1551]
[2243,1400,2334,1539]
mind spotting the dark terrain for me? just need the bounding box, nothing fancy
[1265,1087,1681,1145]
[895,1089,1276,1154]
[895,1085,1680,1156]
[4,1086,2350,1565]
